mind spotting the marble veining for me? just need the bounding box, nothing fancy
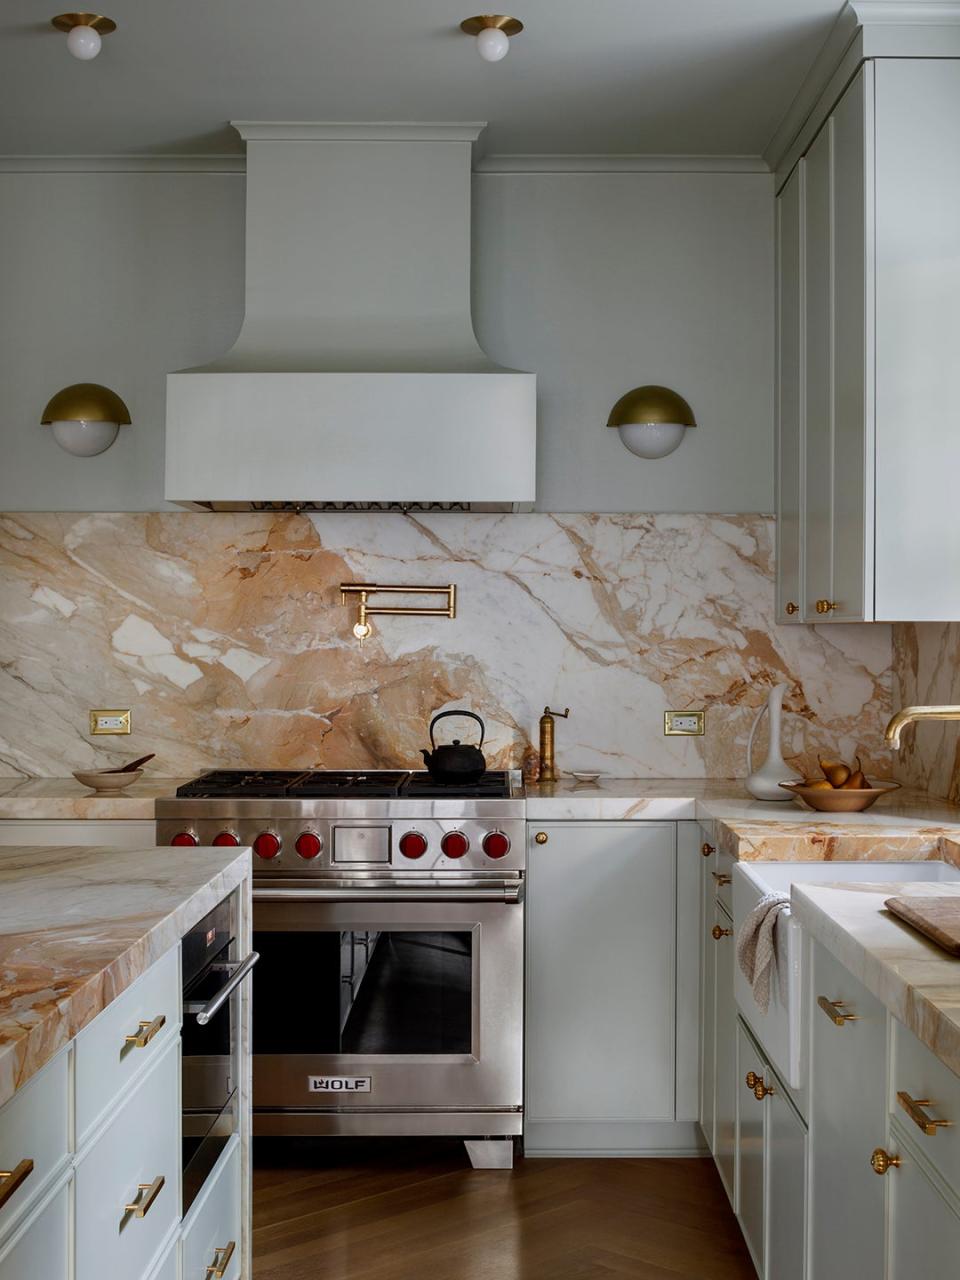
[0,775,190,820]
[0,512,892,780]
[893,621,960,803]
[792,880,960,1080]
[0,843,250,1107]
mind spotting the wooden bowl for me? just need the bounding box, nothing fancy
[72,768,143,793]
[778,780,901,813]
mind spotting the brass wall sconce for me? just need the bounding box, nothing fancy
[607,384,697,459]
[340,583,457,649]
[40,382,131,456]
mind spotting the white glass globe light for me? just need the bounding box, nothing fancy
[476,26,510,61]
[66,24,102,59]
[51,420,120,456]
[616,421,687,459]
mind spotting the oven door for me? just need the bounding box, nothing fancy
[251,878,523,1119]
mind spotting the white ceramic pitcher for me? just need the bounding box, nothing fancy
[745,682,801,801]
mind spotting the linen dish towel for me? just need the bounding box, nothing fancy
[736,891,790,1014]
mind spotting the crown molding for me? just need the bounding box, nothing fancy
[851,1,960,21]
[232,121,486,143]
[475,153,769,174]
[0,154,244,173]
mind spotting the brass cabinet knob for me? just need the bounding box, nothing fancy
[754,1080,775,1100]
[712,924,732,940]
[534,831,548,845]
[815,599,838,614]
[785,602,799,616]
[701,842,716,858]
[870,1148,901,1176]
[745,1071,760,1090]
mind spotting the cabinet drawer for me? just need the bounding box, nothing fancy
[147,1237,179,1280]
[76,945,179,1144]
[181,1137,241,1280]
[0,1180,69,1280]
[76,1038,180,1280]
[0,1050,69,1235]
[891,1017,960,1189]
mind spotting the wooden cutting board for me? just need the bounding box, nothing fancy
[885,896,960,957]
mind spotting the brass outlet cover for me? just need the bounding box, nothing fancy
[664,710,705,736]
[89,709,131,735]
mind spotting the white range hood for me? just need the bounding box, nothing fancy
[165,122,536,510]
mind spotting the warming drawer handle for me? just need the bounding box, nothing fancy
[253,885,524,904]
[193,951,260,1026]
[0,1160,33,1211]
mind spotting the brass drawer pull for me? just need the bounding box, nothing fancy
[124,1174,165,1219]
[897,1091,952,1137]
[712,872,732,886]
[206,1241,237,1278]
[701,842,715,857]
[0,1159,34,1211]
[870,1148,900,1176]
[818,996,859,1026]
[534,832,548,845]
[124,1014,166,1049]
[712,924,732,940]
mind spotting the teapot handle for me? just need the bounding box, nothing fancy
[430,709,486,749]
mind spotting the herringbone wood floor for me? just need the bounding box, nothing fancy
[253,1139,755,1279]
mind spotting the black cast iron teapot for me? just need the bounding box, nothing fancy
[421,710,487,784]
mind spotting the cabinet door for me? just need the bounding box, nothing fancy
[714,903,737,1206]
[809,941,886,1279]
[776,163,804,624]
[766,1077,807,1280]
[736,1022,764,1272]
[699,848,718,1152]
[525,824,677,1135]
[0,1182,69,1280]
[887,1131,960,1278]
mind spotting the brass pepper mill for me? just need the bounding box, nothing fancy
[538,706,570,783]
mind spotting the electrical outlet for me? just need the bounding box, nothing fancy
[90,709,131,735]
[664,709,705,737]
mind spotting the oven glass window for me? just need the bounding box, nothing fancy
[252,930,472,1055]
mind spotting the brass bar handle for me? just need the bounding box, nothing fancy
[206,1241,237,1278]
[124,1014,166,1049]
[817,996,859,1026]
[0,1159,34,1210]
[712,872,732,886]
[124,1174,165,1218]
[712,924,732,940]
[701,842,715,857]
[897,1090,952,1137]
[870,1148,901,1176]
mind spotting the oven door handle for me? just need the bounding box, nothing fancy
[253,885,524,904]
[187,951,259,1026]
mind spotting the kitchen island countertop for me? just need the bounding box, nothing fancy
[0,842,250,1108]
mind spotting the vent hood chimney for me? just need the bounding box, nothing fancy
[165,122,536,510]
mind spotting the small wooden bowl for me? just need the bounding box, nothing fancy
[778,780,901,813]
[72,768,143,793]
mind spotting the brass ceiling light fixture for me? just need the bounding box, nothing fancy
[41,383,131,456]
[51,13,116,60]
[460,15,524,62]
[606,385,697,459]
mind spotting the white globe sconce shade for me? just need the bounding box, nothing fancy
[41,383,131,457]
[51,13,116,60]
[606,385,697,459]
[460,15,523,62]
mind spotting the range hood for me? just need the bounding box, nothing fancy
[165,122,536,511]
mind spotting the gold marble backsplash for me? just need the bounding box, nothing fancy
[0,511,893,779]
[893,621,960,802]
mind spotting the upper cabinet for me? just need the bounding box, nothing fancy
[776,58,960,623]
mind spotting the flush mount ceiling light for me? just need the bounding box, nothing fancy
[41,383,131,456]
[51,13,116,60]
[606,385,697,460]
[460,15,524,62]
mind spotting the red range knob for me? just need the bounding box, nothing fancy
[399,831,428,860]
[253,831,282,860]
[483,831,511,859]
[212,831,240,847]
[441,831,470,859]
[295,831,323,860]
[171,831,198,847]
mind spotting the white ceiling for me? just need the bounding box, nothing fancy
[2,0,847,157]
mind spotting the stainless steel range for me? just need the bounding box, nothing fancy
[157,769,525,1168]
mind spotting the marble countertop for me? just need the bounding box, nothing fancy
[0,776,189,820]
[0,843,250,1108]
[792,880,960,1080]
